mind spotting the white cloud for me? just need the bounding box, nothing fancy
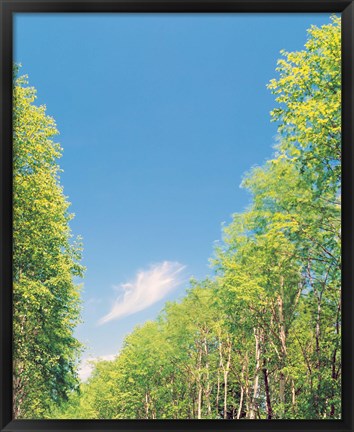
[99,261,186,325]
[78,354,116,382]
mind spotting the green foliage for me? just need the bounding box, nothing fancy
[12,70,84,418]
[33,16,342,420]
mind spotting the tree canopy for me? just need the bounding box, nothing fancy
[13,68,84,418]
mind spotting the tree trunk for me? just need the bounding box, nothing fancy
[145,392,149,419]
[13,361,26,419]
[223,370,229,419]
[278,276,287,416]
[224,338,232,419]
[237,364,246,419]
[291,379,296,416]
[237,386,244,419]
[249,328,261,419]
[330,299,341,417]
[262,360,273,419]
[307,259,323,416]
[197,386,203,419]
[203,336,212,417]
[197,346,203,419]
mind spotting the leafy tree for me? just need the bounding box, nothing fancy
[12,69,84,418]
[267,15,341,418]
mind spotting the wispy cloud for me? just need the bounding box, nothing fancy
[78,354,116,382]
[99,261,186,325]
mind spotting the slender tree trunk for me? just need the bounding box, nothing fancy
[197,386,203,419]
[237,382,244,420]
[13,361,27,419]
[223,370,229,419]
[203,336,212,417]
[249,328,261,419]
[291,379,296,416]
[218,335,232,419]
[192,390,196,419]
[216,367,221,417]
[223,338,232,419]
[278,276,287,416]
[197,346,203,419]
[237,364,246,419]
[279,371,286,415]
[307,259,323,416]
[262,360,273,419]
[314,296,322,417]
[243,352,251,418]
[315,300,321,369]
[330,298,341,417]
[218,338,224,418]
[245,381,250,418]
[145,392,149,419]
[236,387,244,420]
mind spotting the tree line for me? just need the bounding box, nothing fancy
[12,67,84,418]
[13,16,341,419]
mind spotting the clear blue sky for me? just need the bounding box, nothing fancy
[14,12,332,378]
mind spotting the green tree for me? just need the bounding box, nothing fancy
[267,15,341,418]
[214,15,341,419]
[12,69,84,418]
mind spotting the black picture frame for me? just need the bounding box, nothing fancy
[1,1,353,431]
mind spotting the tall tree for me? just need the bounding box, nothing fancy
[267,15,341,418]
[12,69,84,418]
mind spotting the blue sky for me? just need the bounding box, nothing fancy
[14,12,332,379]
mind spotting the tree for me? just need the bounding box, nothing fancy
[12,69,84,418]
[215,15,341,419]
[267,15,341,418]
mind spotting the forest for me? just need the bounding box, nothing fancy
[12,17,341,420]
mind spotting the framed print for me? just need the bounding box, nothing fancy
[1,1,353,431]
